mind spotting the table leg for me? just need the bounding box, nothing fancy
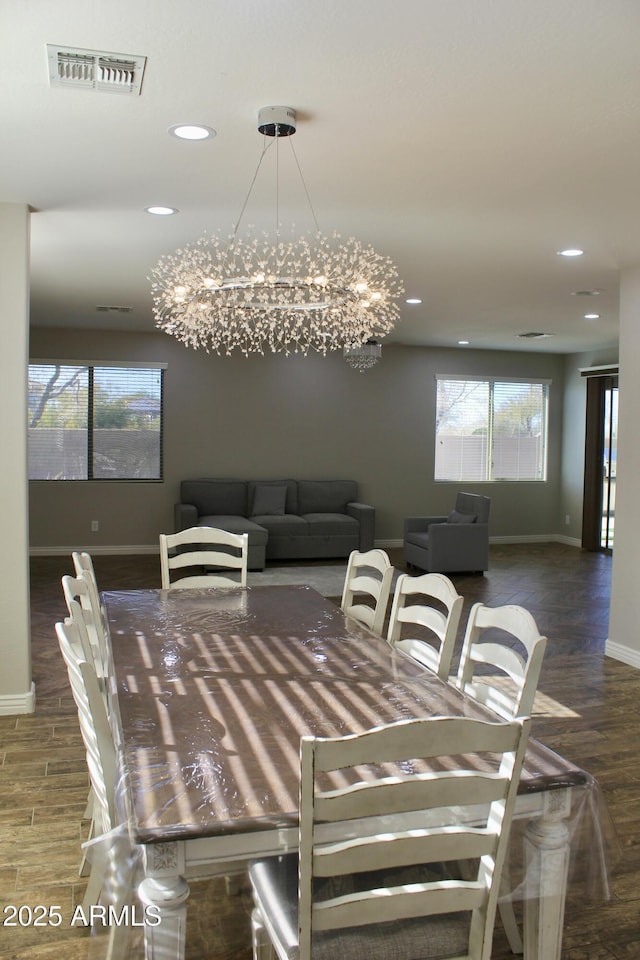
[138,842,190,960]
[522,788,571,960]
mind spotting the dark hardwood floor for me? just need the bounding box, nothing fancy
[1,543,638,958]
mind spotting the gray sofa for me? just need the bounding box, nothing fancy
[175,478,375,570]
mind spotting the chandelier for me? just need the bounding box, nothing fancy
[343,339,382,372]
[150,106,403,356]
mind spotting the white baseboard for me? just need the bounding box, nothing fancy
[0,682,35,715]
[376,534,583,550]
[552,534,583,548]
[30,544,160,557]
[605,640,640,669]
[489,534,583,548]
[32,535,583,557]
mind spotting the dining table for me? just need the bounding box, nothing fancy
[101,583,614,960]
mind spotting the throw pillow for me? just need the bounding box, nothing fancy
[251,484,287,517]
[448,509,477,524]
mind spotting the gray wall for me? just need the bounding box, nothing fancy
[1,203,32,711]
[29,326,569,551]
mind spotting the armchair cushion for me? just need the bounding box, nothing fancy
[448,509,477,524]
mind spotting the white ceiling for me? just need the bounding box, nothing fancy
[4,0,639,354]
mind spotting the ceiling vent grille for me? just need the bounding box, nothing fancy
[47,45,147,95]
[517,331,554,339]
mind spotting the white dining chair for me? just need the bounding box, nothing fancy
[250,713,531,960]
[386,571,463,678]
[340,548,394,637]
[72,550,101,610]
[454,601,548,953]
[455,602,548,721]
[61,572,110,681]
[159,526,249,589]
[60,584,111,877]
[56,618,117,913]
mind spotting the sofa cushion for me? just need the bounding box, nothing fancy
[252,515,310,538]
[302,513,359,537]
[250,483,288,517]
[198,515,269,545]
[448,509,477,524]
[248,479,298,515]
[181,479,247,517]
[297,480,357,515]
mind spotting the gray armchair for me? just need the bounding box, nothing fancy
[403,492,491,574]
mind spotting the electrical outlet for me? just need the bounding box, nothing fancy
[91,520,99,532]
[565,514,570,525]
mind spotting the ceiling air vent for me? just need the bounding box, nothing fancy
[96,305,133,314]
[517,332,554,339]
[47,45,147,95]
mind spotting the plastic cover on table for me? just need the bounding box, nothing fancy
[96,583,619,945]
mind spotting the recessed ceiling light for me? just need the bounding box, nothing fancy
[584,313,601,320]
[405,298,422,305]
[168,123,216,141]
[457,340,470,345]
[557,248,584,257]
[145,206,178,216]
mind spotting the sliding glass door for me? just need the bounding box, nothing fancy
[601,382,618,550]
[582,372,618,553]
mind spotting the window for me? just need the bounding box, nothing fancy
[435,375,549,481]
[28,362,165,480]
